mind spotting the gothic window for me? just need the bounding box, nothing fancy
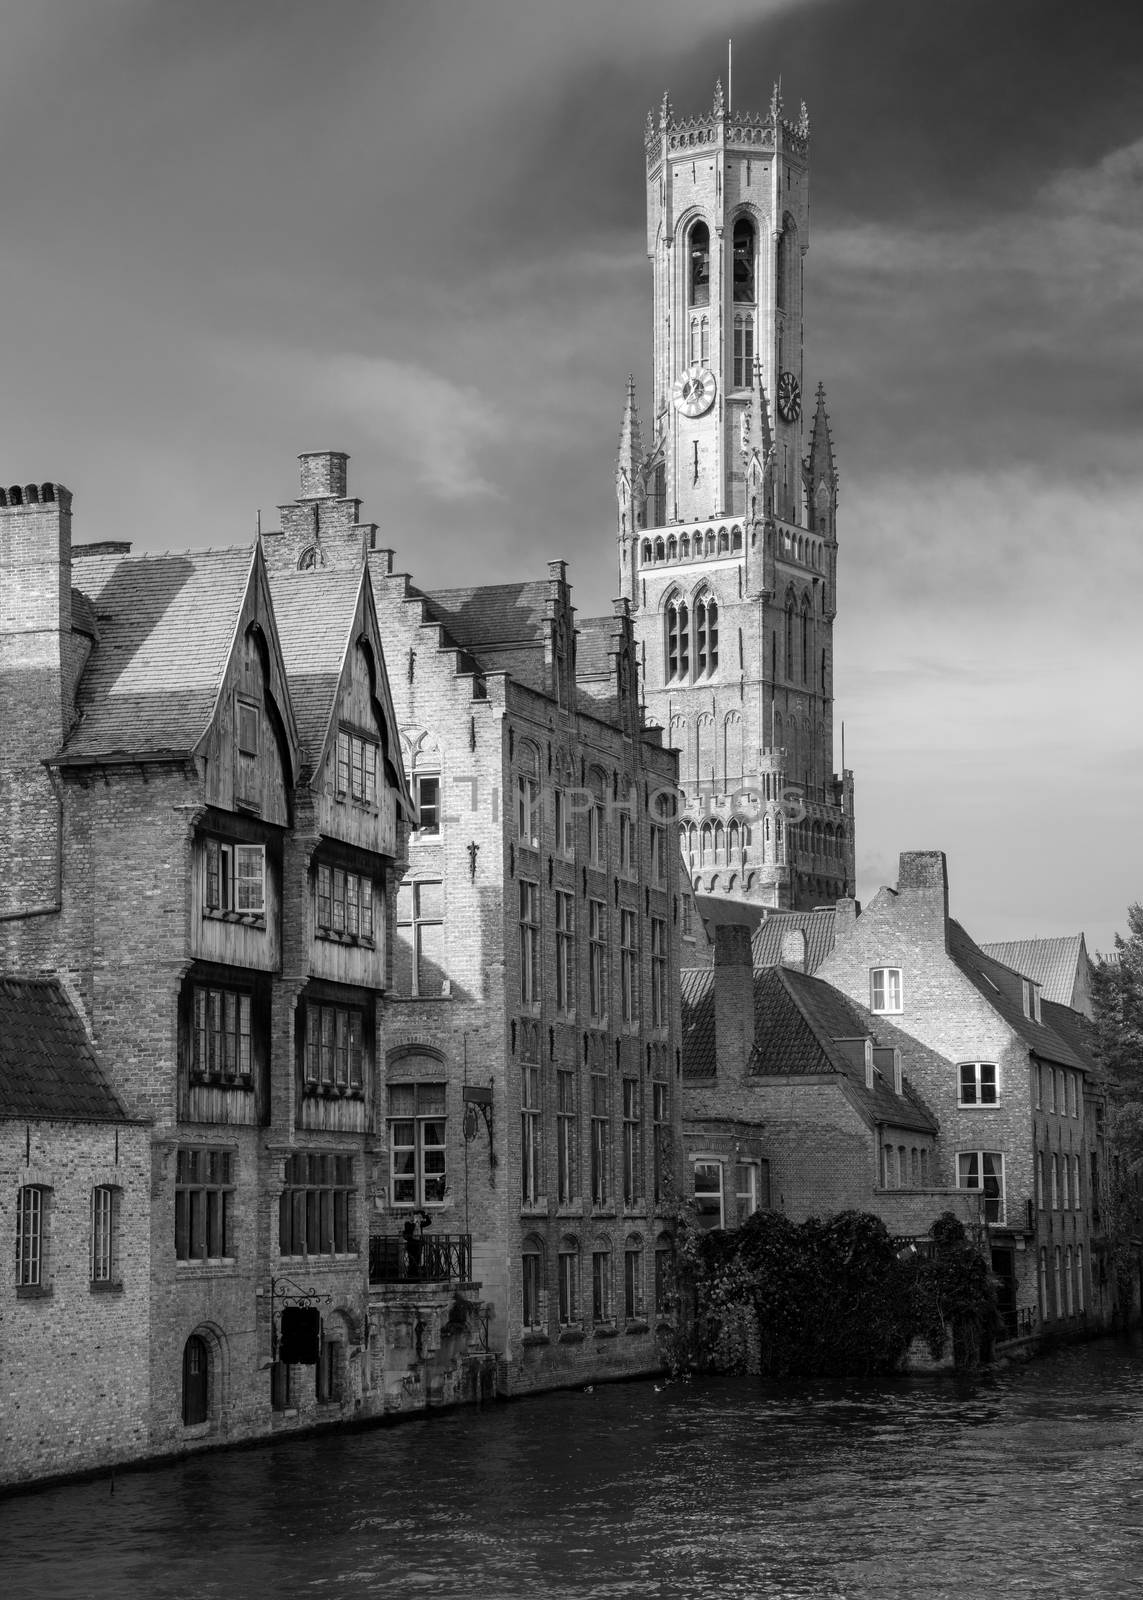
[733,217,756,303]
[667,535,677,560]
[688,221,710,308]
[680,532,690,559]
[717,529,729,553]
[666,599,690,682]
[654,537,665,561]
[733,314,755,387]
[785,598,796,679]
[642,539,652,563]
[776,213,798,315]
[694,595,718,677]
[732,526,743,551]
[801,599,811,683]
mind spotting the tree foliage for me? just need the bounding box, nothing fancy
[1092,903,1143,1318]
[672,1208,995,1378]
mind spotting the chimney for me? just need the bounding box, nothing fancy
[713,924,754,1077]
[298,451,348,499]
[895,851,949,947]
[779,927,806,972]
[0,481,73,917]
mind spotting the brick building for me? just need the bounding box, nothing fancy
[816,852,1103,1339]
[0,477,416,1477]
[615,78,854,911]
[680,926,978,1241]
[264,452,685,1393]
[0,977,151,1488]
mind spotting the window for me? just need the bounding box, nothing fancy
[732,216,755,303]
[558,1238,580,1326]
[592,1245,613,1324]
[650,824,668,886]
[1070,1074,1079,1118]
[522,1237,546,1331]
[652,1080,670,1204]
[1052,1153,1060,1210]
[279,1152,356,1254]
[557,1070,577,1204]
[870,968,902,1014]
[414,774,440,834]
[192,984,253,1082]
[618,809,635,875]
[624,1235,645,1322]
[589,900,608,1021]
[694,596,718,677]
[315,864,375,942]
[336,729,378,805]
[694,1161,724,1230]
[1076,1244,1085,1314]
[555,891,575,1014]
[90,1185,119,1286]
[1073,1153,1082,1212]
[1064,1245,1074,1316]
[204,839,265,915]
[620,908,639,1023]
[622,1078,642,1205]
[235,699,260,804]
[182,1334,210,1426]
[521,1063,542,1207]
[1054,1245,1063,1317]
[554,789,575,856]
[316,1337,343,1404]
[1037,1150,1045,1211]
[958,1062,998,1106]
[957,1151,1005,1224]
[733,314,755,388]
[1022,980,1041,1023]
[396,879,446,997]
[666,601,690,683]
[589,801,606,867]
[650,917,669,1029]
[303,1001,364,1093]
[519,880,540,1006]
[591,1073,611,1208]
[688,221,710,307]
[517,773,541,848]
[15,1185,48,1288]
[681,896,693,940]
[1048,1069,1057,1113]
[176,1147,234,1261]
[736,1162,760,1220]
[388,1084,447,1206]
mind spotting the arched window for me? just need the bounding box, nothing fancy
[522,1234,546,1330]
[624,1233,645,1322]
[591,1238,613,1325]
[801,599,811,683]
[688,222,710,307]
[667,535,677,560]
[776,213,798,314]
[694,595,718,676]
[680,532,690,559]
[713,820,724,861]
[699,822,712,865]
[785,599,796,679]
[641,539,652,563]
[666,599,690,681]
[733,313,755,387]
[717,528,729,553]
[558,1235,581,1326]
[654,537,665,561]
[705,529,715,555]
[731,526,743,551]
[183,1334,210,1426]
[733,217,756,303]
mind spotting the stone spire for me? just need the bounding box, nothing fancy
[804,382,839,529]
[615,374,646,538]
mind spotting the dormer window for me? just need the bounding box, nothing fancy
[688,222,710,308]
[204,839,265,916]
[1022,980,1041,1023]
[336,729,378,806]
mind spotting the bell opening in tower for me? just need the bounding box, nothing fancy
[689,222,710,308]
[732,218,756,304]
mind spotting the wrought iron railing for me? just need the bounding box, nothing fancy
[369,1231,472,1284]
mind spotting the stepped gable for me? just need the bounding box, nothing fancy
[0,976,127,1122]
[575,617,616,680]
[979,935,1088,1007]
[268,565,363,764]
[949,923,1087,1072]
[64,545,256,760]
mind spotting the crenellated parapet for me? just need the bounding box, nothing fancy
[645,78,809,169]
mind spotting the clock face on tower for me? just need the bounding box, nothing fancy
[672,365,717,418]
[777,370,802,424]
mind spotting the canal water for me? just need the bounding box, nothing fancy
[4,1338,1143,1599]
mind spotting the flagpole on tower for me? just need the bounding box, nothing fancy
[728,38,733,115]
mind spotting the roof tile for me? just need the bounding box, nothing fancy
[0,977,128,1122]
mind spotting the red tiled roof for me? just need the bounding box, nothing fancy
[0,977,128,1122]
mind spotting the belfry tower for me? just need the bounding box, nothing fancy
[617,78,854,911]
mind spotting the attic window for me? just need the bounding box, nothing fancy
[1022,980,1041,1023]
[337,729,378,806]
[235,699,260,807]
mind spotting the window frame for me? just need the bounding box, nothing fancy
[176,1146,235,1262]
[15,1184,48,1290]
[279,1150,357,1256]
[413,773,441,835]
[302,999,366,1095]
[520,1062,543,1208]
[958,1061,999,1107]
[519,879,541,1007]
[396,879,446,998]
[387,1082,447,1208]
[203,838,266,918]
[693,1160,724,1231]
[590,1072,611,1209]
[555,890,575,1016]
[90,1184,120,1288]
[336,727,379,807]
[957,1150,1005,1225]
[870,967,903,1014]
[622,1077,642,1207]
[557,1068,577,1205]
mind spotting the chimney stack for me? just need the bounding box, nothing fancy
[713,923,754,1077]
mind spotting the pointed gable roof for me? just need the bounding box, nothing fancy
[752,907,837,973]
[0,976,129,1122]
[64,545,258,760]
[979,935,1091,1008]
[948,922,1088,1071]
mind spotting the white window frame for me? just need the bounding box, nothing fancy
[693,1159,724,1230]
[958,1061,999,1107]
[413,773,440,835]
[870,967,903,1014]
[204,839,266,916]
[16,1185,47,1288]
[91,1185,118,1285]
[736,1161,759,1220]
[388,1082,447,1207]
[516,774,541,849]
[957,1150,1005,1225]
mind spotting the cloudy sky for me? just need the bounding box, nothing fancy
[3,0,1140,951]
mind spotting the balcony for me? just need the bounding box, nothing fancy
[369,1231,472,1285]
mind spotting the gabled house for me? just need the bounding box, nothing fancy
[980,935,1096,1022]
[0,474,410,1476]
[264,451,684,1395]
[681,926,977,1240]
[816,852,1103,1340]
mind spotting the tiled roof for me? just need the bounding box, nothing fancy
[979,936,1088,1006]
[752,908,838,974]
[680,963,936,1132]
[695,895,764,932]
[0,977,127,1122]
[419,581,550,651]
[949,922,1088,1072]
[1041,1001,1100,1077]
[65,546,255,759]
[268,566,362,764]
[576,618,615,678]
